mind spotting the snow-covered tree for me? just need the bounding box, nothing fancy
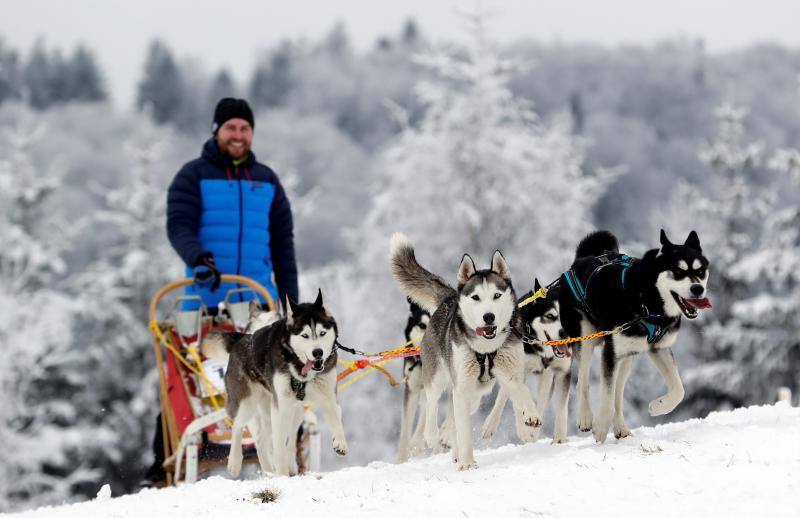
[359,11,608,291]
[665,102,800,417]
[0,108,77,512]
[67,116,179,497]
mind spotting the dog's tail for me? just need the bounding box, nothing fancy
[575,230,619,259]
[201,331,244,363]
[390,232,456,313]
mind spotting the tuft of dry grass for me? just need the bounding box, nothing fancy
[252,486,281,503]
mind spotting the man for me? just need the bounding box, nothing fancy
[143,98,298,487]
[167,97,298,309]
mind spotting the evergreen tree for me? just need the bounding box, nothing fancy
[24,40,55,109]
[64,45,106,102]
[136,40,183,123]
[0,38,22,105]
[249,41,293,107]
[207,68,237,109]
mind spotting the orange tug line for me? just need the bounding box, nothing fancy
[335,327,628,388]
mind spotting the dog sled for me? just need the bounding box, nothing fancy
[148,274,319,485]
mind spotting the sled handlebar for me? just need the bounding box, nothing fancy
[148,274,276,322]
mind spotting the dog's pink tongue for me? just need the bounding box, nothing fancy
[301,360,314,376]
[476,326,487,337]
[687,297,712,309]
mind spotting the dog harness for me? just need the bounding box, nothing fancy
[475,351,496,381]
[563,253,674,344]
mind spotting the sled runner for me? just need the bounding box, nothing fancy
[148,275,318,485]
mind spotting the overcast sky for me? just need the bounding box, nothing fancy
[2,0,799,110]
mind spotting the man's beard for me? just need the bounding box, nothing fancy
[218,139,250,160]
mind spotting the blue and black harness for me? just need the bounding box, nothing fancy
[562,253,673,344]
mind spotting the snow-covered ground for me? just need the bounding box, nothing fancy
[11,403,799,518]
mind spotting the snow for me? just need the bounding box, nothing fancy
[10,403,799,518]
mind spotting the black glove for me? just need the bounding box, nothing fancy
[193,253,221,292]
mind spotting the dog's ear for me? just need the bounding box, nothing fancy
[313,288,324,309]
[659,229,673,248]
[457,254,477,285]
[534,278,542,292]
[491,250,511,281]
[684,230,702,252]
[249,300,261,319]
[285,295,298,324]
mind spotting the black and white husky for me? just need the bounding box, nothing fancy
[482,280,572,444]
[389,233,541,470]
[397,299,430,463]
[560,230,712,443]
[202,291,348,477]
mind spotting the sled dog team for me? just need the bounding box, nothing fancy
[203,229,711,475]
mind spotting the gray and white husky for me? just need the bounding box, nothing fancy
[389,233,541,470]
[202,290,348,477]
[481,280,572,444]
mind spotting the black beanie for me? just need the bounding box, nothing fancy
[212,98,254,134]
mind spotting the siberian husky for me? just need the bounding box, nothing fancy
[202,290,348,477]
[397,299,430,463]
[389,233,541,470]
[482,280,572,444]
[559,230,712,443]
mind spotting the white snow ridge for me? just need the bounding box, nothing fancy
[11,404,799,518]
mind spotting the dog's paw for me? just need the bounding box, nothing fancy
[424,431,439,451]
[517,421,540,443]
[577,408,593,432]
[332,436,348,456]
[227,456,242,478]
[551,435,568,444]
[648,396,678,417]
[457,460,478,471]
[614,428,633,440]
[613,418,633,439]
[592,419,611,443]
[481,418,500,439]
[524,414,543,428]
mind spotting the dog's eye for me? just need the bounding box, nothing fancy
[418,323,427,330]
[319,330,326,337]
[493,292,502,300]
[301,333,309,339]
[471,295,480,301]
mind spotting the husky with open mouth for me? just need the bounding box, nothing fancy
[560,230,712,443]
[202,290,348,477]
[389,233,541,470]
[482,279,572,444]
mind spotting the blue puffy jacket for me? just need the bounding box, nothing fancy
[167,139,298,309]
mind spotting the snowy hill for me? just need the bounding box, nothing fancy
[11,404,799,518]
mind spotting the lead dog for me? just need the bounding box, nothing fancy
[560,230,711,443]
[389,233,541,470]
[202,290,348,476]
